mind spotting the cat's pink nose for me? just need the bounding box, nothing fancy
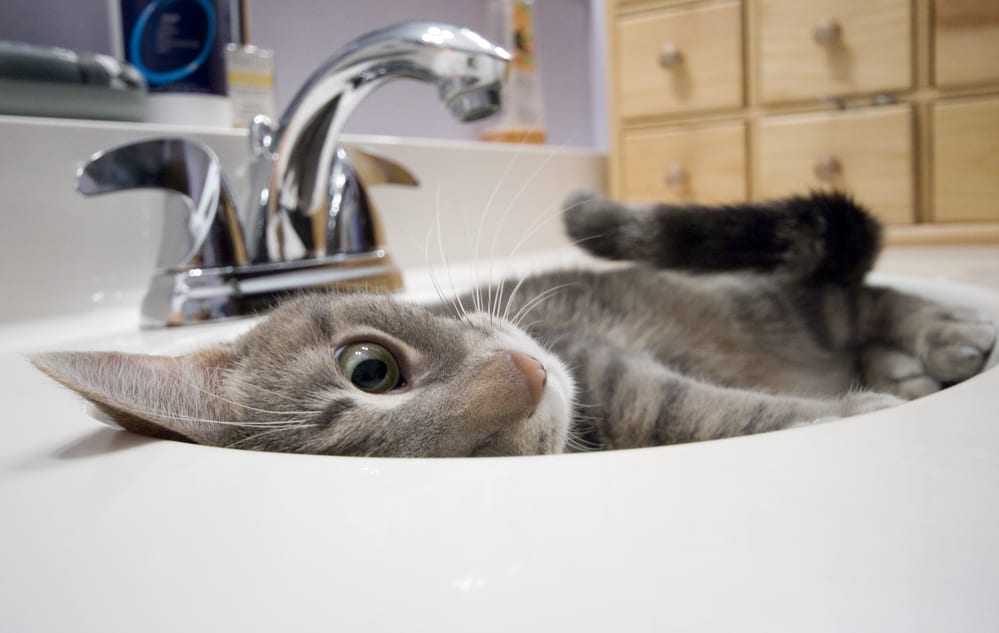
[507,350,547,406]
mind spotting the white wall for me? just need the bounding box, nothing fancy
[0,0,606,147]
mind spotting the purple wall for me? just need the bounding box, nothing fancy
[0,0,601,147]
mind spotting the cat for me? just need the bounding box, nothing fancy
[30,191,997,457]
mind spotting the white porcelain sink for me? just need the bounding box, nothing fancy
[4,260,999,632]
[2,115,999,632]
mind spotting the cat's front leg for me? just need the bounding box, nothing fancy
[859,287,997,398]
[554,339,899,450]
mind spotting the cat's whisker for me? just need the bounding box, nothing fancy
[562,420,601,452]
[209,420,318,429]
[478,126,556,322]
[538,332,569,350]
[223,372,324,409]
[423,223,448,308]
[565,435,601,453]
[435,185,470,323]
[508,195,599,259]
[424,219,461,320]
[555,362,580,376]
[509,283,576,329]
[473,135,528,316]
[171,372,317,418]
[112,401,314,428]
[498,231,607,327]
[485,132,580,322]
[499,273,532,323]
[224,424,318,450]
[515,318,546,333]
[562,436,594,453]
[475,126,537,322]
[494,196,585,322]
[458,186,480,311]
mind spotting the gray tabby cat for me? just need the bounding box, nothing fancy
[31,192,997,457]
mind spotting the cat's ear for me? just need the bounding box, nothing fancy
[29,348,236,445]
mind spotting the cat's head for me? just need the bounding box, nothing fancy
[30,293,575,457]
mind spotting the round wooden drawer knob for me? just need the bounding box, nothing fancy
[813,18,843,47]
[664,163,689,190]
[658,43,684,69]
[814,154,843,181]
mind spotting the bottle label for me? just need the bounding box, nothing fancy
[226,45,277,128]
[511,1,536,71]
[120,0,229,96]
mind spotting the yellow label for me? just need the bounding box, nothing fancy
[227,70,274,89]
[511,1,536,71]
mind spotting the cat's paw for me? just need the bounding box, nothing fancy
[839,391,907,417]
[861,345,943,399]
[863,307,997,399]
[910,306,997,382]
[789,392,902,428]
[561,191,634,259]
[562,191,613,233]
[562,190,604,216]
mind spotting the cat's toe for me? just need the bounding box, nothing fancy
[889,375,941,400]
[840,391,906,417]
[861,344,941,399]
[917,310,997,381]
[926,343,986,380]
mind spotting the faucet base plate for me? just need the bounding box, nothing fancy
[141,251,403,327]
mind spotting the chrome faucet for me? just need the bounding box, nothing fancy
[245,21,510,264]
[75,22,510,326]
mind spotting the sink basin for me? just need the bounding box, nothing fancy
[3,115,999,632]
[4,255,999,631]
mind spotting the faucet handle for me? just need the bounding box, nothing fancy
[76,138,248,270]
[316,146,418,258]
[348,147,419,187]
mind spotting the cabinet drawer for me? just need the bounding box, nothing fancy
[934,0,999,88]
[756,0,912,104]
[933,98,999,222]
[621,122,747,204]
[754,106,914,224]
[615,2,743,119]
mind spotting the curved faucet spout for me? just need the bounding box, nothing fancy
[245,21,511,263]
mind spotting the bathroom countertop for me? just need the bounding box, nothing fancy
[877,244,999,291]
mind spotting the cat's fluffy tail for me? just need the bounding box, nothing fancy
[562,190,882,285]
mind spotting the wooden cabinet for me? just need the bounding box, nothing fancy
[934,0,999,88]
[932,98,999,222]
[616,2,743,118]
[621,122,746,204]
[755,0,912,104]
[755,106,914,224]
[606,0,999,242]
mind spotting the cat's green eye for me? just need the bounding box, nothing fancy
[336,343,402,393]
